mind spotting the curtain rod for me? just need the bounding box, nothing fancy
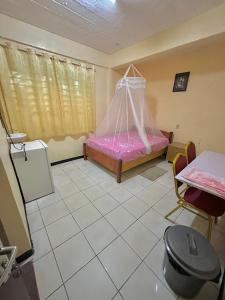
[0,36,108,69]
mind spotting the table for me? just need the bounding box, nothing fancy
[175,150,225,200]
[166,142,186,163]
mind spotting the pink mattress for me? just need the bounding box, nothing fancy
[87,131,169,161]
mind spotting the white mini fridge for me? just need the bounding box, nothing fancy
[10,140,54,203]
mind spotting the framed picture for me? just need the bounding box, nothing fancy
[173,72,190,92]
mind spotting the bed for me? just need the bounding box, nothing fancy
[83,130,173,183]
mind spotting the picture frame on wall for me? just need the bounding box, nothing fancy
[173,72,190,92]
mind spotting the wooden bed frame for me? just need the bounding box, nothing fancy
[83,130,173,183]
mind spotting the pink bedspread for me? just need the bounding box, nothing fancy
[184,168,225,197]
[87,131,169,161]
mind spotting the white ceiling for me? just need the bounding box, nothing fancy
[0,0,225,54]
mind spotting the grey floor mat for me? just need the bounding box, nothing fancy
[140,166,167,181]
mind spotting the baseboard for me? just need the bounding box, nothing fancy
[51,155,84,166]
[16,248,34,264]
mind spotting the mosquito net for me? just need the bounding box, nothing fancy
[87,65,169,161]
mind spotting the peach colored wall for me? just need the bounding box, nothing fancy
[136,37,225,154]
[0,121,31,256]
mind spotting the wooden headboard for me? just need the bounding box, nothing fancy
[161,130,174,144]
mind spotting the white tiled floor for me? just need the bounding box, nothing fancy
[27,158,225,300]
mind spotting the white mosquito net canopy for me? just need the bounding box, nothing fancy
[87,65,168,161]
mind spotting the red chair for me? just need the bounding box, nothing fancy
[165,153,225,240]
[185,141,196,164]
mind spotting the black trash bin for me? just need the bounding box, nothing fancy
[163,225,221,299]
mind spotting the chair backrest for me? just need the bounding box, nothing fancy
[173,154,187,190]
[185,141,196,164]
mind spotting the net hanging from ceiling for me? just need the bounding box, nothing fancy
[87,64,169,161]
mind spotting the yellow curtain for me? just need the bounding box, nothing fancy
[0,43,96,140]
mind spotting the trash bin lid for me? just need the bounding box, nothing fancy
[164,225,220,281]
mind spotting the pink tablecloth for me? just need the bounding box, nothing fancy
[87,131,169,161]
[184,168,225,197]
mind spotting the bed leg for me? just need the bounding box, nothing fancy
[83,143,87,160]
[117,160,122,183]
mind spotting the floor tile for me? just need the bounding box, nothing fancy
[64,192,90,212]
[121,178,144,195]
[135,175,153,188]
[41,201,69,226]
[83,186,106,201]
[54,233,94,281]
[27,210,44,233]
[51,166,64,176]
[99,180,119,192]
[123,168,138,179]
[88,172,112,184]
[144,239,177,296]
[156,172,174,188]
[152,189,177,213]
[33,161,225,300]
[110,187,133,204]
[175,209,208,236]
[156,160,172,172]
[83,218,118,254]
[137,182,170,207]
[34,252,62,300]
[53,174,71,188]
[112,293,123,300]
[93,195,119,215]
[57,182,79,199]
[122,196,149,218]
[122,221,158,259]
[46,214,80,248]
[105,206,136,234]
[75,177,95,190]
[70,170,87,182]
[120,263,175,300]
[32,228,51,261]
[77,163,95,173]
[65,257,117,300]
[37,192,61,209]
[98,237,141,289]
[72,204,102,229]
[153,189,183,220]
[26,200,39,215]
[61,163,78,174]
[144,240,165,282]
[140,209,172,238]
[47,286,68,300]
[74,159,92,169]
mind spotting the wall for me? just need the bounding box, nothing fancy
[0,121,31,257]
[0,13,114,162]
[135,35,225,154]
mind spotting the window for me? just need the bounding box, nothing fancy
[0,43,96,140]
